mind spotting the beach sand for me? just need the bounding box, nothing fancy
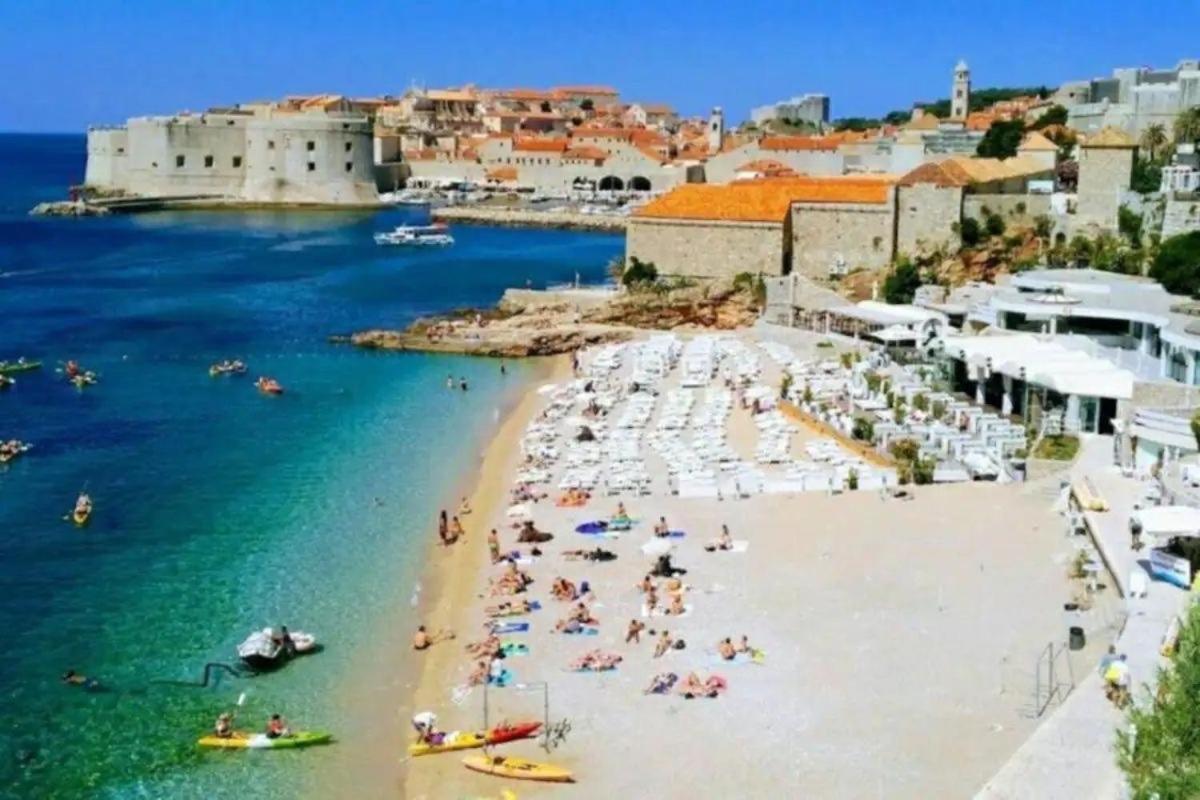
[397,335,1113,799]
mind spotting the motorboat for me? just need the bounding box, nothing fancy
[0,440,31,464]
[255,377,284,395]
[71,493,92,526]
[209,360,247,377]
[236,627,318,671]
[374,223,454,247]
[0,358,41,376]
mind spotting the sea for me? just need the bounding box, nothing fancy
[0,133,622,799]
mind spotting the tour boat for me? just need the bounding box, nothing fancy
[255,377,283,395]
[373,224,454,247]
[0,358,41,376]
[209,360,247,377]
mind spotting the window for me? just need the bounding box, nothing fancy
[267,140,275,150]
[227,119,235,126]
[306,141,315,151]
[116,147,125,154]
[175,154,185,168]
[307,161,316,172]
[204,155,214,168]
[344,161,352,172]
[232,156,242,168]
[344,142,352,153]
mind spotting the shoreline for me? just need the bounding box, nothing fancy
[336,355,569,799]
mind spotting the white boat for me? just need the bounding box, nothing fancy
[374,223,454,247]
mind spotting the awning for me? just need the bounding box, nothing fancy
[868,324,918,343]
[1134,505,1200,536]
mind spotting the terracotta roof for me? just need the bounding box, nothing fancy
[897,161,970,187]
[636,103,675,115]
[498,89,557,101]
[1018,131,1058,152]
[563,145,608,161]
[965,111,997,132]
[1084,127,1136,148]
[553,85,619,96]
[403,148,439,161]
[635,177,892,224]
[905,114,941,132]
[572,127,634,141]
[513,137,569,153]
[427,90,477,103]
[735,159,797,177]
[759,135,840,152]
[634,144,667,164]
[485,166,518,182]
[630,128,667,146]
[937,155,1052,184]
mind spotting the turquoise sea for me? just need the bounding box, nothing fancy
[0,133,622,798]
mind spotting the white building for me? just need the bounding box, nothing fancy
[749,94,830,128]
[1059,59,1200,136]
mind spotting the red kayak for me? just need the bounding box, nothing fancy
[255,377,284,395]
[408,720,541,756]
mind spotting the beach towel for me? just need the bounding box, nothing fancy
[647,673,678,695]
[489,668,513,688]
[575,521,608,534]
[500,641,529,657]
[490,622,530,635]
[487,600,541,618]
[570,664,618,673]
[641,603,693,619]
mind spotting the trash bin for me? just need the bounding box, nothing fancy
[1069,626,1086,651]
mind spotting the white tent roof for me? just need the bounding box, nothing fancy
[940,334,1134,399]
[1134,505,1200,536]
[869,324,919,343]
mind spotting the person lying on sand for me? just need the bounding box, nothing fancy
[570,650,622,671]
[486,599,533,617]
[653,630,673,658]
[568,603,596,624]
[465,634,501,658]
[551,577,578,601]
[705,525,734,553]
[458,496,472,515]
[563,547,616,562]
[666,594,687,616]
[644,672,678,695]
[679,672,727,699]
[489,563,532,596]
[637,574,654,594]
[468,659,490,686]
[412,625,455,651]
[626,619,646,644]
[517,520,553,544]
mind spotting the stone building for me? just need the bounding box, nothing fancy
[749,93,830,127]
[1074,127,1136,232]
[84,107,379,205]
[1060,58,1200,136]
[703,135,845,184]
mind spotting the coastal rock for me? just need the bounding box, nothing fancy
[29,201,109,217]
[432,206,626,232]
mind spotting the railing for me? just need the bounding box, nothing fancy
[1030,641,1076,718]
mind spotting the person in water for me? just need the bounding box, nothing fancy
[459,377,468,392]
[61,670,103,691]
[214,712,233,738]
[278,626,296,658]
[265,713,290,739]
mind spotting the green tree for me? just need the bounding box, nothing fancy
[882,258,922,304]
[580,98,594,113]
[959,217,983,247]
[985,214,1006,237]
[622,257,658,287]
[976,119,1026,159]
[1131,157,1163,194]
[1175,107,1200,145]
[1031,104,1068,129]
[852,418,875,442]
[1033,215,1054,241]
[1150,232,1200,295]
[1118,207,1144,249]
[1140,123,1169,161]
[1117,600,1200,798]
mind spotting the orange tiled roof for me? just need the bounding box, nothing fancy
[427,90,477,103]
[735,159,797,177]
[965,111,997,132]
[564,145,608,161]
[1084,127,1136,148]
[498,88,557,102]
[1018,131,1058,151]
[485,166,518,182]
[759,135,840,152]
[513,137,569,153]
[635,176,892,224]
[553,85,619,96]
[936,155,1053,184]
[572,127,634,141]
[897,161,970,187]
[403,148,439,161]
[905,113,941,132]
[637,103,675,115]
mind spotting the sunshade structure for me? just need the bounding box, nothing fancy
[940,334,1134,399]
[1133,505,1200,537]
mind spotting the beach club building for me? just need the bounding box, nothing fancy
[936,269,1200,472]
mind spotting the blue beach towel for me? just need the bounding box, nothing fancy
[500,641,529,656]
[489,668,513,687]
[491,621,530,634]
[561,626,599,636]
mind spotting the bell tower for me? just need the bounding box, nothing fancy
[951,60,971,120]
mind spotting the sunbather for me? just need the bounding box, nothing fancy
[637,574,654,594]
[653,630,673,658]
[705,524,734,552]
[570,649,622,671]
[551,577,577,601]
[486,599,533,617]
[467,659,490,686]
[718,638,737,660]
[665,594,687,616]
[644,672,678,695]
[465,634,501,658]
[626,619,646,644]
[653,516,670,537]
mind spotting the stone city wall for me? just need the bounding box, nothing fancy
[896,183,963,256]
[790,199,895,278]
[1163,195,1200,237]
[962,193,1052,230]
[626,217,785,279]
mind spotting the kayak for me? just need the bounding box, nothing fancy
[72,508,91,527]
[197,730,332,750]
[462,754,573,783]
[408,720,541,757]
[0,359,41,376]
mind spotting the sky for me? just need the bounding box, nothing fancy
[1,0,1197,133]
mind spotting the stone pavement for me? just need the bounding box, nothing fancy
[975,436,1191,800]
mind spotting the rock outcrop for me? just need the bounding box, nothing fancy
[29,201,109,217]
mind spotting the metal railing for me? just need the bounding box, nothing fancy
[1031,640,1076,718]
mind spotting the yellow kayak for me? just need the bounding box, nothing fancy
[462,755,573,783]
[409,721,541,757]
[197,730,332,750]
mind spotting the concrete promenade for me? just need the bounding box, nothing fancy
[975,436,1192,799]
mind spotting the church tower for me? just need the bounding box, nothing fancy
[951,60,971,120]
[708,106,725,153]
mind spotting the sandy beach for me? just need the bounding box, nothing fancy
[398,332,1116,799]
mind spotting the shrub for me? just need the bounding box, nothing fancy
[622,257,658,287]
[882,257,922,304]
[1032,435,1080,461]
[780,374,793,399]
[1192,409,1200,450]
[930,400,947,420]
[912,458,935,485]
[960,217,983,247]
[847,469,859,491]
[852,418,875,442]
[1119,207,1144,249]
[839,352,854,369]
[1015,201,1027,215]
[912,393,929,412]
[985,214,1006,237]
[1033,215,1054,241]
[865,372,883,393]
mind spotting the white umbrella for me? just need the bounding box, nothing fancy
[1134,505,1200,536]
[640,538,674,557]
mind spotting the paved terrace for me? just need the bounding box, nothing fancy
[975,436,1191,800]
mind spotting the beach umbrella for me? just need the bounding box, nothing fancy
[640,538,674,557]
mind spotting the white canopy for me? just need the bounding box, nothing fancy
[940,333,1134,399]
[869,324,919,343]
[1134,505,1200,536]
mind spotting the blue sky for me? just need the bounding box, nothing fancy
[1,0,1197,132]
